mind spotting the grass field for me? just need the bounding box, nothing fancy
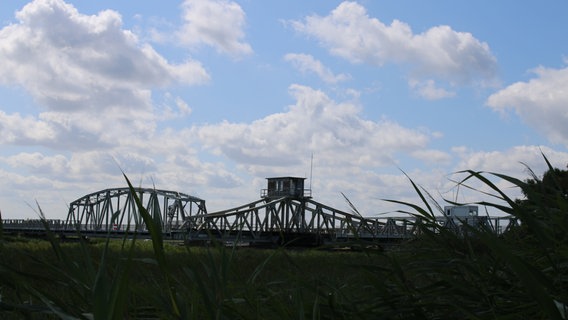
[1,236,392,319]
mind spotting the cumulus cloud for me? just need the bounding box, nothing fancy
[284,53,350,84]
[0,0,210,150]
[453,145,568,174]
[154,94,193,121]
[409,79,455,100]
[0,150,156,184]
[0,111,57,145]
[2,152,68,175]
[487,65,568,146]
[178,0,252,57]
[0,0,209,111]
[290,1,497,96]
[195,84,432,171]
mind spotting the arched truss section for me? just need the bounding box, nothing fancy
[66,187,206,233]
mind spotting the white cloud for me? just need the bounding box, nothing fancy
[409,79,455,100]
[453,145,568,175]
[154,94,193,121]
[0,0,210,151]
[291,1,497,95]
[0,0,209,111]
[176,97,193,116]
[196,84,432,171]
[487,65,568,146]
[178,0,252,57]
[2,152,68,175]
[284,53,350,84]
[0,111,57,145]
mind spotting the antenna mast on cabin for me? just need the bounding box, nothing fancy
[309,153,314,192]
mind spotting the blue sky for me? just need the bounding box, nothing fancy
[1,0,568,219]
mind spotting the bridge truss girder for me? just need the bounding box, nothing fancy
[66,187,206,233]
[184,197,417,244]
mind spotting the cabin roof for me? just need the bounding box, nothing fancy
[266,176,306,180]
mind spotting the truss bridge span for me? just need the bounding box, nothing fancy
[65,187,207,234]
[183,196,517,246]
[183,196,418,246]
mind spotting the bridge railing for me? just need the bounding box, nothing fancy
[2,219,65,230]
[2,219,190,234]
[260,189,312,198]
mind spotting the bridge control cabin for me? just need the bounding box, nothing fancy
[261,177,312,199]
[444,205,479,226]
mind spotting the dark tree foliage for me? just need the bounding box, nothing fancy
[519,165,568,206]
[511,164,568,245]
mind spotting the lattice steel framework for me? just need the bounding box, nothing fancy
[182,196,517,245]
[183,197,418,244]
[66,187,206,233]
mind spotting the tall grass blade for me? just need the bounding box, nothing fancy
[123,173,180,317]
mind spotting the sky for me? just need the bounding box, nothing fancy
[1,0,568,220]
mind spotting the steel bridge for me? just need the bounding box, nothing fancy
[65,187,206,233]
[181,197,517,246]
[1,181,519,246]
